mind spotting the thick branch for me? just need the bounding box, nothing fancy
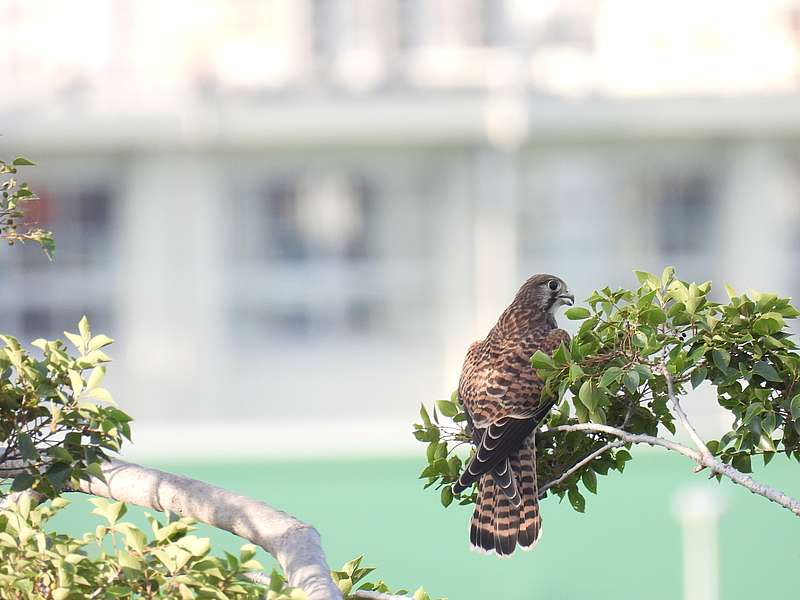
[1,456,342,600]
[553,423,800,517]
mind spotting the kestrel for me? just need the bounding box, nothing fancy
[453,274,573,556]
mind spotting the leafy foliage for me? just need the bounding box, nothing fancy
[414,267,800,513]
[0,496,442,600]
[0,157,54,258]
[0,317,130,499]
[0,495,267,599]
[330,554,441,600]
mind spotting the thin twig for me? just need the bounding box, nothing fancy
[243,572,271,586]
[353,591,414,600]
[659,363,713,459]
[538,440,624,496]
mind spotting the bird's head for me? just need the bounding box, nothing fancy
[513,274,574,317]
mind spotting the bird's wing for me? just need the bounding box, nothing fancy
[455,327,570,492]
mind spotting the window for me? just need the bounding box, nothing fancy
[238,172,373,262]
[655,173,714,254]
[229,165,437,340]
[0,169,117,345]
[10,183,113,270]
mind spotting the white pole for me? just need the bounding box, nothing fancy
[671,486,727,600]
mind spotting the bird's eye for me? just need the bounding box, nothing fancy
[548,279,560,291]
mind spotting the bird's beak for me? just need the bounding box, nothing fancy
[559,293,574,306]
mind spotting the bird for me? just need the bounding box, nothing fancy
[452,274,573,556]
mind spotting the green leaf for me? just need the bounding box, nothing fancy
[686,282,703,314]
[49,446,73,463]
[615,449,632,471]
[581,469,597,494]
[690,367,707,389]
[600,367,623,388]
[754,313,784,336]
[11,472,34,491]
[78,316,91,342]
[661,266,675,287]
[712,349,730,371]
[86,461,106,482]
[641,307,667,325]
[117,550,142,571]
[419,405,431,428]
[435,400,459,418]
[791,394,800,420]
[85,387,115,405]
[567,487,586,513]
[634,270,659,290]
[64,331,84,352]
[777,304,800,318]
[742,403,764,425]
[46,463,72,489]
[88,334,114,351]
[590,407,607,425]
[578,380,597,411]
[12,156,35,166]
[440,486,453,507]
[569,363,585,382]
[762,411,777,434]
[759,434,777,452]
[86,366,105,390]
[732,454,752,473]
[531,350,555,370]
[753,361,782,383]
[552,342,570,366]
[565,307,591,320]
[413,588,431,600]
[623,370,640,393]
[17,432,37,461]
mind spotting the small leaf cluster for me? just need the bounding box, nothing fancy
[700,287,800,472]
[0,495,266,599]
[330,554,442,600]
[0,157,54,258]
[0,317,132,498]
[412,396,475,508]
[414,267,800,514]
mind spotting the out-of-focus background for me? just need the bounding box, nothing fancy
[3,1,800,598]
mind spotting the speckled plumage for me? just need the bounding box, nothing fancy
[453,274,572,556]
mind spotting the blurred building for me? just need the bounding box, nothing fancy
[2,0,800,456]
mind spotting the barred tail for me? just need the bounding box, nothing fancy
[516,444,542,550]
[469,445,542,556]
[470,472,497,554]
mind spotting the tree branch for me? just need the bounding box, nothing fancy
[1,456,342,600]
[352,591,415,600]
[660,365,713,459]
[538,440,624,497]
[552,423,800,517]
